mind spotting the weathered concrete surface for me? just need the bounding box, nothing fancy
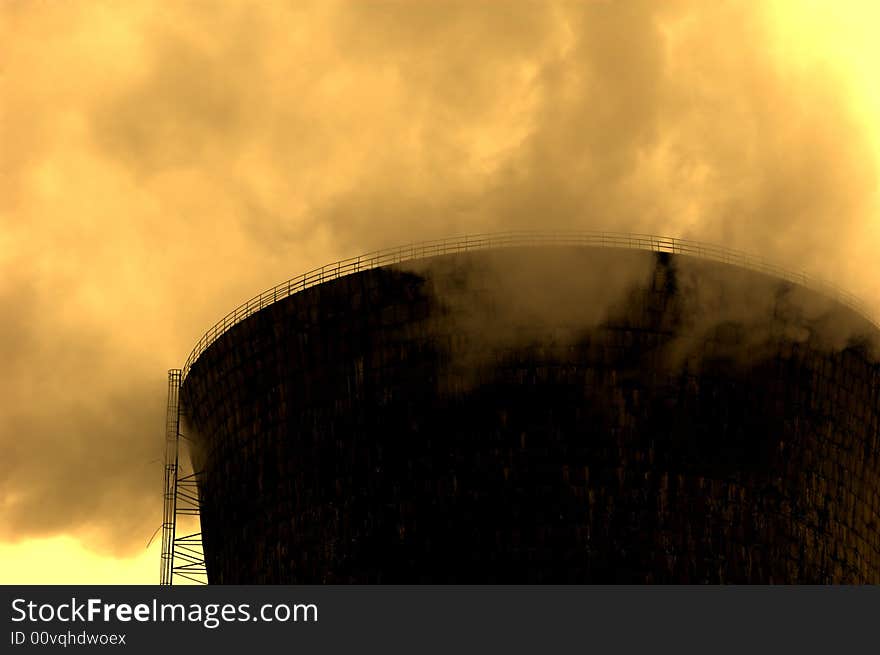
[182,247,880,583]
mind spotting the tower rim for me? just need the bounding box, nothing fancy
[180,230,877,382]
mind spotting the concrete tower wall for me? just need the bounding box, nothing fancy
[182,247,880,583]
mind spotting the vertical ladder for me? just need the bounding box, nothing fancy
[159,369,208,584]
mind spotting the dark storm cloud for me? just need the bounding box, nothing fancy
[0,267,166,553]
[1,383,165,546]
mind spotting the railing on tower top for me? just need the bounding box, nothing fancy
[180,230,877,382]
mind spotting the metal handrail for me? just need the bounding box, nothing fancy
[180,230,877,381]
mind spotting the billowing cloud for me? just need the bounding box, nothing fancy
[1,0,878,556]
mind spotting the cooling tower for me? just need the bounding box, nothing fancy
[180,235,880,583]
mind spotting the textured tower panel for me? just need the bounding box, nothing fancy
[182,247,880,583]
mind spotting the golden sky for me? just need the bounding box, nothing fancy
[1,0,879,583]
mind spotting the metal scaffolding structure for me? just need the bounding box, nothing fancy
[159,369,208,585]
